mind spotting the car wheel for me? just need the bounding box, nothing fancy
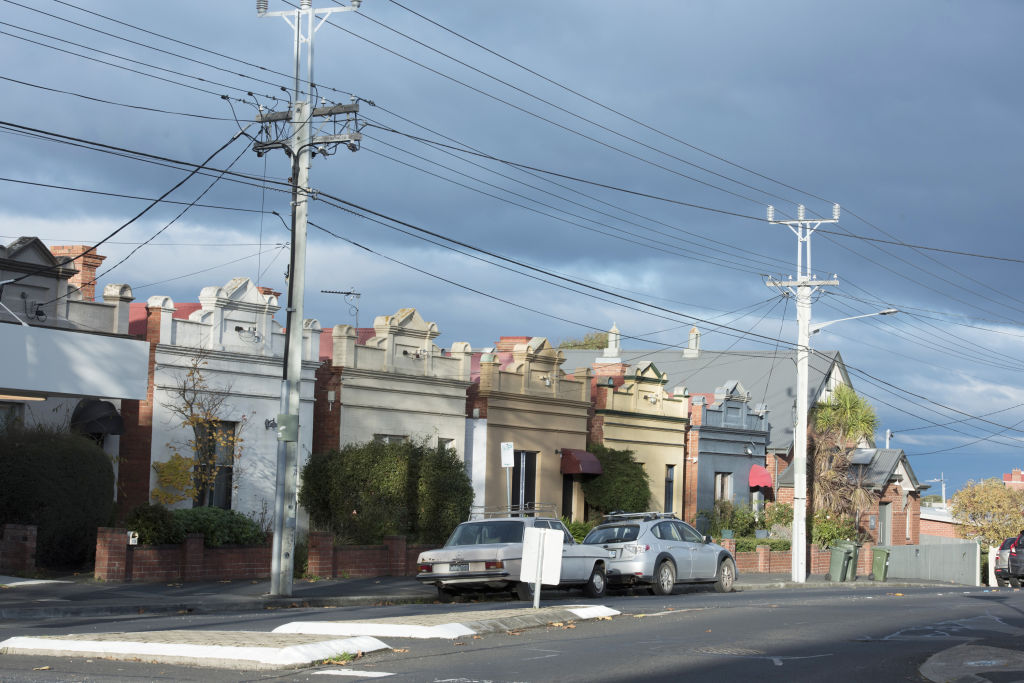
[437,586,457,603]
[583,565,607,599]
[515,581,533,601]
[714,557,736,593]
[997,577,1009,587]
[652,560,676,595]
[1011,577,1021,588]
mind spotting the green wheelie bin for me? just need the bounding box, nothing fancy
[827,544,852,581]
[870,547,890,581]
[838,540,860,581]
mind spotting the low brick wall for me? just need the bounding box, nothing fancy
[306,532,433,578]
[95,528,272,583]
[719,539,875,578]
[0,523,37,573]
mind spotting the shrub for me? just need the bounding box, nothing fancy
[730,506,757,538]
[765,502,793,529]
[811,511,858,548]
[0,424,114,569]
[734,537,791,552]
[415,444,474,546]
[172,506,265,547]
[299,438,473,545]
[562,517,596,543]
[124,503,184,545]
[580,444,650,515]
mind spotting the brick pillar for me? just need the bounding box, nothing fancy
[182,533,204,581]
[307,532,335,578]
[756,544,770,573]
[721,538,736,556]
[0,523,37,573]
[94,527,128,582]
[384,535,407,576]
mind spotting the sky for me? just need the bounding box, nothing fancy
[2,1,1023,499]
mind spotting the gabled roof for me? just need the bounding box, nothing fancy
[560,347,844,451]
[777,447,921,493]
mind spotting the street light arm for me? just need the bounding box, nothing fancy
[810,308,898,335]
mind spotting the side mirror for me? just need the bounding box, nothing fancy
[704,535,713,544]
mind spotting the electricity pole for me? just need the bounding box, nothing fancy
[766,204,839,584]
[254,0,363,597]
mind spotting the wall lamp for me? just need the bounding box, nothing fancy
[265,418,278,431]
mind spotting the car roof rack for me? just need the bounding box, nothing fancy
[598,511,680,523]
[468,503,558,520]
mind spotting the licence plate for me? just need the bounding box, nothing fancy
[448,563,469,572]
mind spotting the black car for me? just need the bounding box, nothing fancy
[995,537,1017,587]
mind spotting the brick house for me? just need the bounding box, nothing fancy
[118,277,319,520]
[778,448,923,545]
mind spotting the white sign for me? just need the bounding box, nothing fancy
[520,527,562,586]
[127,530,139,546]
[500,441,515,468]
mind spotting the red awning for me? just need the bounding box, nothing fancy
[749,464,773,488]
[560,448,603,475]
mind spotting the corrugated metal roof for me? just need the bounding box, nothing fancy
[777,447,920,492]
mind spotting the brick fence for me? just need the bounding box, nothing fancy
[94,528,432,583]
[307,531,432,579]
[0,523,37,573]
[719,539,876,577]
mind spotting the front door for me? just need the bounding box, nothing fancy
[878,502,892,545]
[511,451,537,512]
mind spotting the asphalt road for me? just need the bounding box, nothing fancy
[2,584,1021,681]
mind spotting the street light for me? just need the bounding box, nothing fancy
[810,309,898,335]
[791,307,899,582]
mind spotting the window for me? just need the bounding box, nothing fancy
[664,465,675,513]
[714,472,733,502]
[374,434,407,444]
[194,421,236,510]
[678,522,704,543]
[438,437,454,451]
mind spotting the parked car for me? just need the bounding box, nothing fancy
[1004,534,1024,588]
[416,510,614,601]
[995,537,1018,587]
[582,512,736,594]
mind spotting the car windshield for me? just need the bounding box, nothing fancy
[583,525,640,544]
[445,521,524,546]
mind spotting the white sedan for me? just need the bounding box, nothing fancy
[416,516,612,601]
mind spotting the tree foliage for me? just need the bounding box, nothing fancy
[808,384,879,519]
[580,443,650,515]
[299,439,473,545]
[154,354,246,507]
[557,331,608,350]
[0,424,114,568]
[950,478,1024,548]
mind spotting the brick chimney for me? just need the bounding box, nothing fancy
[49,245,105,301]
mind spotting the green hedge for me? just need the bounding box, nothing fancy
[0,425,114,569]
[732,537,791,552]
[299,439,473,546]
[580,444,651,515]
[124,503,265,547]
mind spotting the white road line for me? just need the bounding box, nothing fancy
[313,670,394,677]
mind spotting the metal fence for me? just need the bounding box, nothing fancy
[879,535,979,585]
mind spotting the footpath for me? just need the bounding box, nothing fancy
[0,573,977,673]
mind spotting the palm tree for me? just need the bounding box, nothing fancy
[809,384,879,519]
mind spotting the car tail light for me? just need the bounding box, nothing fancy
[485,561,504,570]
[417,563,433,573]
[622,543,651,557]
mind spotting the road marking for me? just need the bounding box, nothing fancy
[314,670,393,677]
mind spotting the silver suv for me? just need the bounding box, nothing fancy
[582,512,736,594]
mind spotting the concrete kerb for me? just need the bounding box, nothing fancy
[0,605,621,670]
